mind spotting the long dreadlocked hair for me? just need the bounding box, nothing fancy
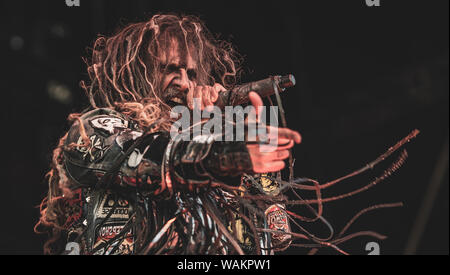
[82,13,242,130]
[35,13,243,254]
[35,13,418,255]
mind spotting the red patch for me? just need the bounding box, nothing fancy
[63,188,83,228]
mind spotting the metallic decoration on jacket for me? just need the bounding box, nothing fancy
[90,116,128,135]
[76,134,108,162]
[265,204,292,250]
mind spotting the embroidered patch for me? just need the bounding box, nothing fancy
[93,222,134,255]
[265,204,291,244]
[63,188,83,228]
[127,145,150,168]
[90,116,128,135]
[76,134,108,162]
[115,129,143,149]
[95,193,131,219]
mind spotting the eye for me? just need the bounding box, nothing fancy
[166,64,179,73]
[187,69,197,80]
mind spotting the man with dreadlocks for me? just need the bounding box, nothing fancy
[35,14,302,255]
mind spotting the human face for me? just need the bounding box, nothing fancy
[159,39,198,107]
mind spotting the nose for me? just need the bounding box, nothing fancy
[174,68,190,93]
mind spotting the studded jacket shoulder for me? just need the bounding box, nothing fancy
[60,108,257,254]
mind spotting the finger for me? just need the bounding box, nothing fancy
[187,85,194,110]
[275,140,294,151]
[204,87,214,111]
[258,141,294,153]
[248,143,290,159]
[253,161,286,174]
[247,145,288,173]
[252,150,290,161]
[193,86,203,110]
[266,126,302,144]
[213,83,227,93]
[248,91,263,123]
[210,83,222,103]
[275,150,290,160]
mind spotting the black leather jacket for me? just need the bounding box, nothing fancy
[60,108,266,255]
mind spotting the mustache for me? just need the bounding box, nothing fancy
[164,86,183,98]
[163,86,187,105]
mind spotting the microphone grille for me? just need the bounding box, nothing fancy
[279,74,296,88]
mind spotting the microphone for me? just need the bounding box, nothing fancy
[214,74,296,109]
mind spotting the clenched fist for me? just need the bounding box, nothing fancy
[186,83,226,111]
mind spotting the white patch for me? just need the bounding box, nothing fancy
[129,131,143,140]
[76,135,107,162]
[115,130,143,149]
[127,146,150,168]
[90,116,128,135]
[192,134,215,144]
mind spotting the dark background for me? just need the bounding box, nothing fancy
[0,0,448,255]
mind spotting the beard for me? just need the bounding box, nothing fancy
[163,86,187,108]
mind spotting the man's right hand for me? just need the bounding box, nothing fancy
[187,83,227,111]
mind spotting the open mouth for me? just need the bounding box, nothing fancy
[165,86,187,107]
[167,96,186,107]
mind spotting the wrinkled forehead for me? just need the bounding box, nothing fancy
[157,37,198,69]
